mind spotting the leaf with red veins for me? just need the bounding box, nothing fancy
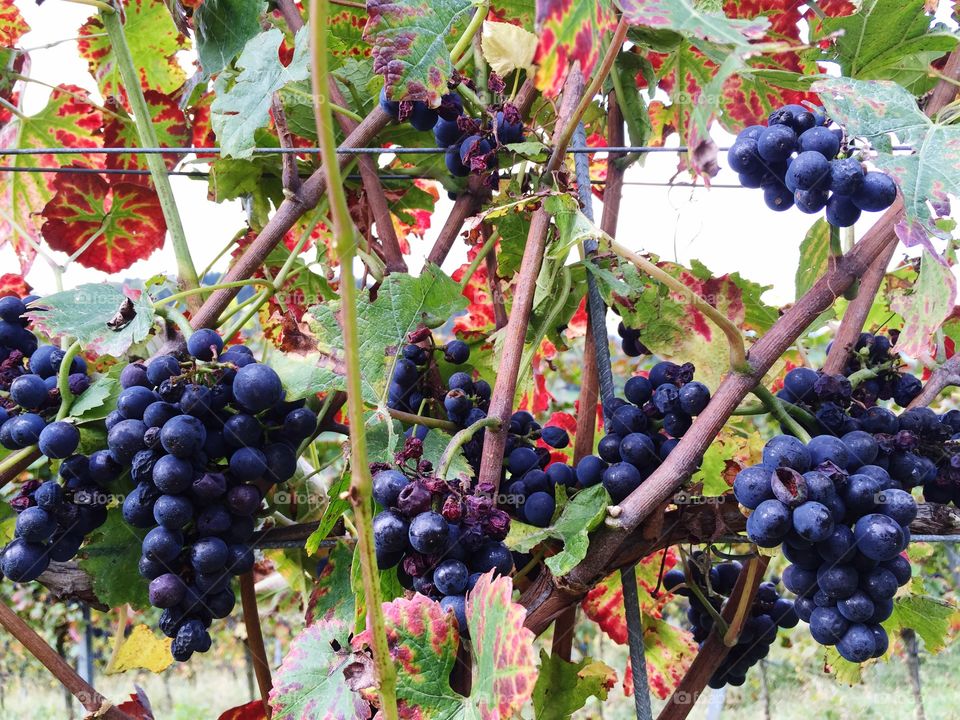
[102,91,189,184]
[270,615,372,720]
[451,241,496,337]
[0,84,103,273]
[0,273,29,297]
[623,614,697,700]
[190,92,218,158]
[365,0,474,105]
[619,0,769,45]
[0,5,29,47]
[78,0,187,105]
[305,542,355,627]
[534,0,617,97]
[41,172,166,273]
[216,700,268,720]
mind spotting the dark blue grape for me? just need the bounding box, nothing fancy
[187,328,223,361]
[38,421,79,459]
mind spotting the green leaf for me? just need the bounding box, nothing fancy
[889,250,957,358]
[364,0,473,105]
[421,429,473,480]
[350,542,405,634]
[307,264,467,406]
[692,428,738,497]
[796,218,831,300]
[532,649,615,720]
[268,350,344,403]
[69,365,123,423]
[194,0,266,77]
[28,284,156,357]
[818,0,957,93]
[305,542,355,626]
[305,470,351,556]
[617,0,768,48]
[885,594,955,652]
[506,484,610,576]
[212,27,311,158]
[823,646,863,684]
[78,510,149,610]
[816,77,931,146]
[269,615,372,720]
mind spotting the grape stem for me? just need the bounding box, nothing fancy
[458,230,500,290]
[0,446,41,490]
[608,240,750,372]
[387,408,460,432]
[100,6,201,310]
[678,547,728,637]
[751,385,811,443]
[153,304,194,340]
[154,279,270,306]
[310,2,400,718]
[437,416,501,479]
[55,341,84,421]
[450,0,490,67]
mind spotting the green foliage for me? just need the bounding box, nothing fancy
[193,0,266,77]
[78,510,149,611]
[532,649,615,720]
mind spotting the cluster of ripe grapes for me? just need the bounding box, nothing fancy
[378,87,523,184]
[497,415,572,527]
[728,103,897,225]
[616,321,649,359]
[577,361,711,502]
[110,328,315,661]
[664,557,797,688]
[0,296,89,460]
[387,332,473,416]
[371,438,513,634]
[735,432,915,662]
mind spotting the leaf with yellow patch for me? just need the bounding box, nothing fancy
[106,624,173,674]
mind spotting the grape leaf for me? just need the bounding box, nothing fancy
[817,0,957,93]
[364,0,473,105]
[889,250,956,359]
[78,0,187,101]
[505,484,610,576]
[0,5,28,47]
[217,700,269,720]
[194,0,266,77]
[305,542,355,626]
[624,614,697,700]
[212,28,311,158]
[101,91,189,184]
[352,571,538,718]
[105,624,173,674]
[78,510,149,610]
[422,429,474,480]
[617,0,768,47]
[816,77,960,244]
[531,649,615,720]
[69,365,123,423]
[27,284,156,357]
[307,264,467,406]
[0,85,103,273]
[795,218,831,300]
[41,173,166,274]
[481,20,538,76]
[269,615,372,720]
[534,0,618,97]
[305,470,351,555]
[884,593,956,652]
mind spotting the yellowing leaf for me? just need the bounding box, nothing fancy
[481,21,538,76]
[106,624,173,674]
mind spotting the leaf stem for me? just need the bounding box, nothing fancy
[55,341,83,421]
[438,416,501,479]
[154,279,269,306]
[310,3,399,719]
[154,304,194,339]
[608,239,749,372]
[458,229,500,290]
[751,385,811,443]
[100,6,201,308]
[450,0,490,66]
[387,408,459,432]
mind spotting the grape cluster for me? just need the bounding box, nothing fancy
[371,439,513,635]
[728,103,897,225]
[734,433,915,662]
[577,361,711,502]
[617,321,650,358]
[0,295,89,460]
[664,557,797,688]
[388,332,472,416]
[112,328,315,661]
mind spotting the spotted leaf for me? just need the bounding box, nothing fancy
[41,172,166,273]
[269,615,372,720]
[102,91,189,184]
[623,614,696,700]
[0,5,28,47]
[889,250,956,360]
[533,0,617,97]
[618,0,768,47]
[0,85,103,272]
[78,0,187,103]
[531,649,616,719]
[305,542,355,626]
[365,0,473,105]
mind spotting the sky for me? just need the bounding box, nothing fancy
[3,0,956,308]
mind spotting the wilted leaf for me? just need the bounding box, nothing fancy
[889,250,956,359]
[41,172,166,274]
[0,5,29,47]
[106,625,173,674]
[217,700,269,720]
[365,0,473,105]
[532,649,616,720]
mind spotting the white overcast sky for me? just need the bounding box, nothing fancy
[4,0,958,307]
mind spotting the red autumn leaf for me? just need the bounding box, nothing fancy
[41,171,166,273]
[534,0,618,97]
[452,239,497,337]
[190,91,217,158]
[217,700,269,720]
[115,687,155,719]
[0,84,104,273]
[565,297,588,340]
[0,273,29,297]
[102,90,189,184]
[0,5,29,47]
